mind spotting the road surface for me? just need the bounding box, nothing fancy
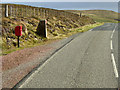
[19,23,118,88]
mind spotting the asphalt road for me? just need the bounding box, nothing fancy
[19,23,118,88]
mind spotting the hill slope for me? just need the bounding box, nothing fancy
[2,4,96,53]
[65,10,118,23]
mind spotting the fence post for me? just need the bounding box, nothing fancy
[15,6,17,17]
[30,7,32,17]
[80,12,82,17]
[5,5,8,17]
[10,6,12,17]
[25,7,27,17]
[21,7,23,17]
[40,9,42,16]
[34,8,35,16]
[37,8,39,16]
[12,6,15,17]
[44,9,46,18]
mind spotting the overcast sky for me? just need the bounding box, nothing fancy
[1,0,120,2]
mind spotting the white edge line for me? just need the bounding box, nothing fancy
[111,25,116,39]
[110,40,113,50]
[19,55,53,88]
[110,24,118,78]
[19,43,69,88]
[111,53,119,78]
[89,29,93,31]
[20,24,118,87]
[111,33,113,39]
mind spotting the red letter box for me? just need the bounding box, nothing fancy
[15,26,22,36]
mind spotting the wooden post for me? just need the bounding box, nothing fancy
[26,7,27,17]
[34,8,35,16]
[15,6,18,17]
[13,6,15,17]
[37,8,39,16]
[21,7,23,17]
[44,9,45,18]
[80,12,82,17]
[37,20,47,38]
[10,6,12,17]
[5,5,8,17]
[40,8,42,16]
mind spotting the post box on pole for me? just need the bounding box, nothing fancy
[15,26,22,48]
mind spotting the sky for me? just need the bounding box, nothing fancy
[1,0,120,2]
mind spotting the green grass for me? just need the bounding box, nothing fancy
[86,14,118,23]
[1,38,60,55]
[63,22,104,37]
[65,10,119,23]
[76,22,104,32]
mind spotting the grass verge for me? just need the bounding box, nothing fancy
[2,22,104,55]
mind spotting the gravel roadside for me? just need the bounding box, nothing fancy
[2,32,81,88]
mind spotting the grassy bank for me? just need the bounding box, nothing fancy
[66,22,104,37]
[2,22,103,55]
[2,4,96,55]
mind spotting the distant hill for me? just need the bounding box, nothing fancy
[65,10,118,23]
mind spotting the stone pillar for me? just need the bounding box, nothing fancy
[37,20,47,38]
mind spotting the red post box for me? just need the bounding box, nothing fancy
[15,26,22,48]
[15,26,22,36]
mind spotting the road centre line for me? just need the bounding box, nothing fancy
[111,53,119,78]
[110,24,118,78]
[110,40,113,50]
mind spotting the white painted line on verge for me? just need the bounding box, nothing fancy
[19,54,53,88]
[19,42,70,88]
[111,25,117,39]
[113,25,117,33]
[110,40,113,50]
[111,53,119,78]
[89,29,93,31]
[113,29,115,33]
[111,33,113,39]
[110,24,118,78]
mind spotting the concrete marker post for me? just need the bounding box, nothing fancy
[5,5,8,17]
[37,20,47,38]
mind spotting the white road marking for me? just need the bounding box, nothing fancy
[111,25,117,39]
[19,24,118,88]
[19,43,70,88]
[111,53,119,78]
[19,55,53,88]
[111,33,113,39]
[113,29,115,33]
[110,24,118,78]
[89,29,93,31]
[110,40,113,50]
